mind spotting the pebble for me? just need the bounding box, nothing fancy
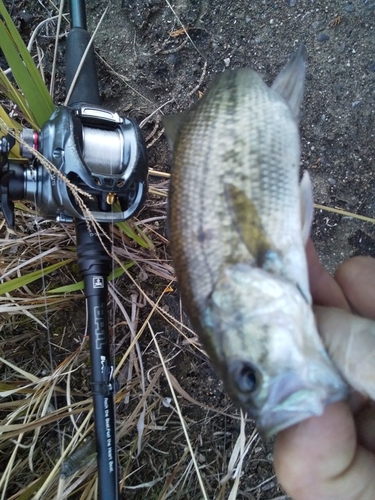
[286,0,297,6]
[369,62,375,72]
[317,33,330,42]
[344,3,355,11]
[328,178,337,186]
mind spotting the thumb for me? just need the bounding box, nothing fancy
[274,402,375,500]
[314,306,375,401]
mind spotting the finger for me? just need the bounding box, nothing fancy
[274,402,375,500]
[334,256,375,319]
[306,239,350,310]
[355,403,375,454]
[314,306,375,401]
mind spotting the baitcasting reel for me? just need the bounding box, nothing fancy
[0,104,148,227]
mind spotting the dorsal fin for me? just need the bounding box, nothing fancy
[162,110,190,150]
[272,44,306,119]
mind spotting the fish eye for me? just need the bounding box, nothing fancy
[231,361,258,393]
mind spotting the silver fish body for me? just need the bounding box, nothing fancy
[164,46,348,436]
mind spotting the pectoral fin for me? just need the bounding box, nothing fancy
[163,110,190,150]
[224,183,282,272]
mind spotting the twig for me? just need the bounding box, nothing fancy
[158,37,189,55]
[146,128,165,149]
[187,60,207,97]
[164,0,206,60]
[139,99,174,128]
[50,0,65,97]
[148,169,170,178]
[314,203,375,224]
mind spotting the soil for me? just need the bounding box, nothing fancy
[87,0,375,273]
[2,0,375,499]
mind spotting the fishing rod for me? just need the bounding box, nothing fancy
[0,1,148,498]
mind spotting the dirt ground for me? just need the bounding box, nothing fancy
[87,0,375,272]
[3,0,375,499]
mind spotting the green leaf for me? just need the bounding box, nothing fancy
[116,220,154,249]
[0,381,35,395]
[47,262,134,293]
[17,471,51,500]
[14,201,36,214]
[0,69,39,130]
[0,260,73,295]
[0,1,55,127]
[0,381,21,391]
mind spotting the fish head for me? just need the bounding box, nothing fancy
[204,263,348,437]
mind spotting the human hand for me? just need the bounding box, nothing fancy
[273,240,375,500]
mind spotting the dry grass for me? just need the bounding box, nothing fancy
[0,170,271,499]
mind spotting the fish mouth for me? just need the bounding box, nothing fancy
[256,367,349,437]
[258,387,347,438]
[225,361,348,438]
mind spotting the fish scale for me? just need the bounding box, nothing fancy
[170,69,303,314]
[164,46,348,436]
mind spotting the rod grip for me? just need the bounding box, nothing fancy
[65,27,101,107]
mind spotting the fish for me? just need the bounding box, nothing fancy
[163,45,348,437]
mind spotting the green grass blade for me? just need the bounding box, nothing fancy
[17,471,51,500]
[116,220,154,249]
[0,382,22,391]
[0,260,73,295]
[47,262,134,293]
[0,69,39,130]
[14,202,36,214]
[0,1,56,109]
[0,20,50,127]
[0,1,55,127]
[113,200,154,249]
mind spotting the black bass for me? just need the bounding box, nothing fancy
[164,45,348,436]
